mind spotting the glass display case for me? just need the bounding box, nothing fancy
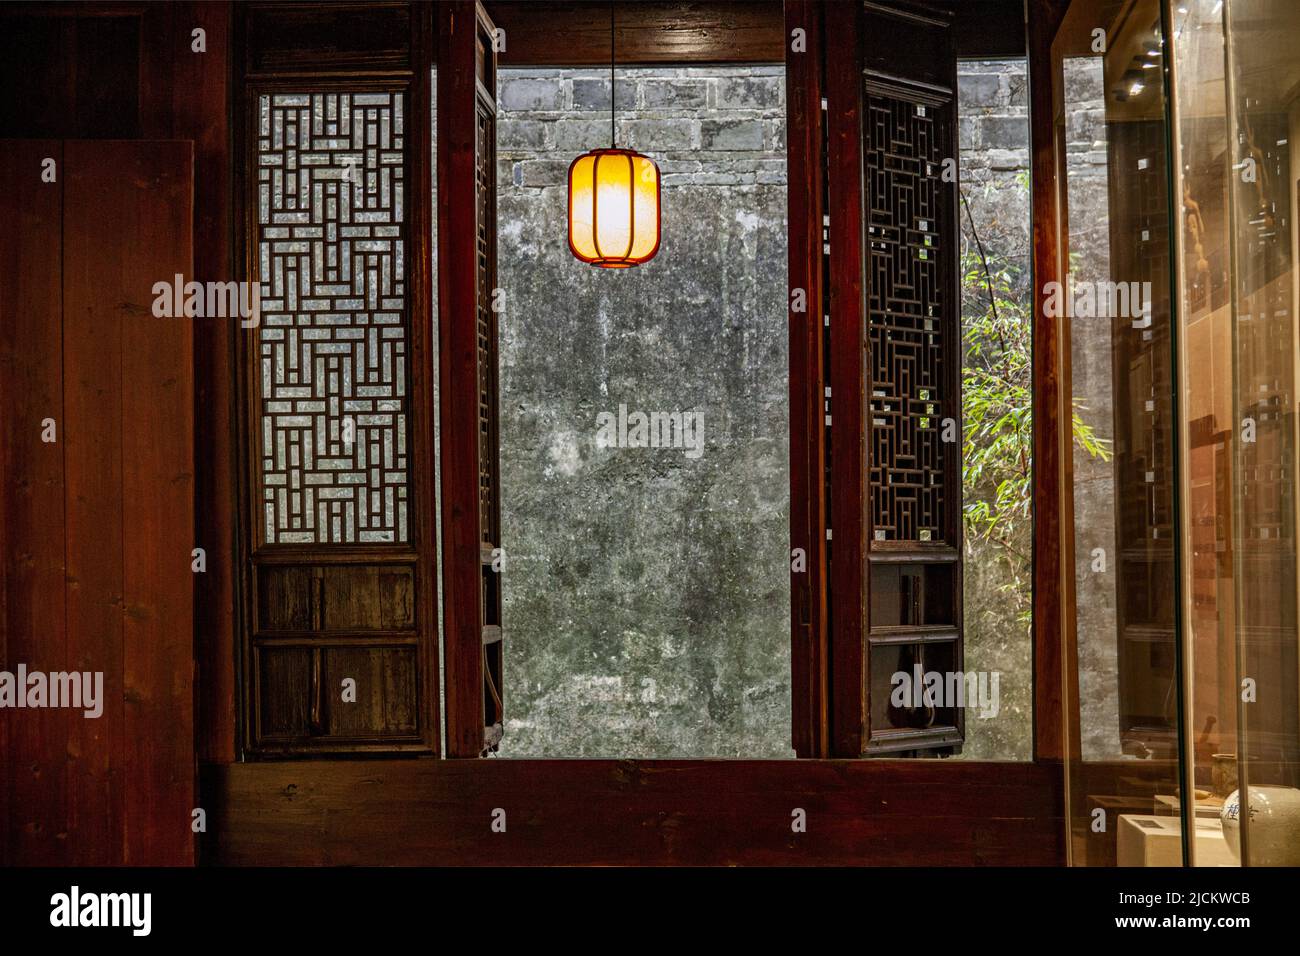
[1056,0,1300,866]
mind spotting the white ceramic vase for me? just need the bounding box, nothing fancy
[1220,785,1300,866]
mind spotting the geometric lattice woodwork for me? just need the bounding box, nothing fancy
[866,91,949,544]
[476,96,500,546]
[476,80,505,747]
[257,91,408,544]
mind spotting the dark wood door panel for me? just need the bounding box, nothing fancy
[1,138,195,865]
[0,139,68,866]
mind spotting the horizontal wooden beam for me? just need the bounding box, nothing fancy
[203,758,1064,865]
[487,1,784,66]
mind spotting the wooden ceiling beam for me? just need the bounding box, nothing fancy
[486,1,785,66]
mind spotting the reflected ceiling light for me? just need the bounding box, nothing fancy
[567,2,661,268]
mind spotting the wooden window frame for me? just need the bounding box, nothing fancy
[233,3,440,755]
[211,0,1074,867]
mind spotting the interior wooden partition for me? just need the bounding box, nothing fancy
[193,0,1069,867]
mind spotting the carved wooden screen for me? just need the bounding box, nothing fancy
[257,91,409,546]
[861,3,963,755]
[240,0,437,756]
[247,86,432,754]
[475,51,505,749]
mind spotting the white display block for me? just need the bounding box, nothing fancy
[1116,814,1238,866]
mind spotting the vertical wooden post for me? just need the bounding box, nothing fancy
[785,0,830,758]
[438,0,500,757]
[1027,0,1071,765]
[824,0,868,757]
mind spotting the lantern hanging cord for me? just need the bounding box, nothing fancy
[610,2,616,147]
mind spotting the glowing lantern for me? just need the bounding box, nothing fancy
[567,148,661,268]
[566,4,661,268]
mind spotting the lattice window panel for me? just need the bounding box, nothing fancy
[476,98,500,545]
[257,91,408,545]
[866,92,948,543]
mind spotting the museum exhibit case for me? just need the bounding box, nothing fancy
[1055,0,1300,866]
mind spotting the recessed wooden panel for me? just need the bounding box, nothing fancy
[245,2,413,74]
[258,646,313,737]
[321,565,415,630]
[257,564,416,631]
[257,565,314,631]
[322,646,418,736]
[862,1,954,92]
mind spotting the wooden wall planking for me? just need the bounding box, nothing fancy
[61,143,128,865]
[0,140,69,866]
[487,1,784,66]
[0,0,235,768]
[1,140,195,866]
[90,141,195,864]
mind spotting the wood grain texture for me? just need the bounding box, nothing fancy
[62,141,128,865]
[244,1,414,75]
[0,140,68,866]
[203,758,1065,866]
[64,140,196,865]
[785,0,829,758]
[1028,0,1069,763]
[437,0,490,758]
[825,0,867,758]
[175,1,237,768]
[488,1,783,66]
[1,139,195,866]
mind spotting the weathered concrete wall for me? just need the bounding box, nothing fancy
[957,60,1035,760]
[494,67,792,757]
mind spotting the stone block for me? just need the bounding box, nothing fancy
[980,114,1029,151]
[958,72,1002,108]
[701,119,763,151]
[497,119,548,151]
[716,76,782,109]
[621,118,695,152]
[500,76,563,112]
[642,79,707,108]
[572,77,636,111]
